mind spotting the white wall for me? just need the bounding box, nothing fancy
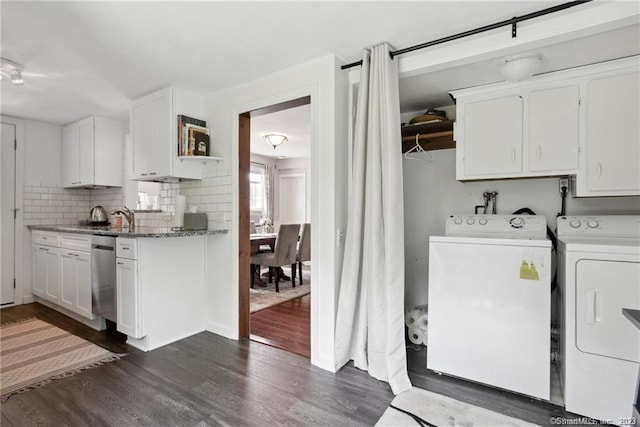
[402,148,640,308]
[202,54,348,372]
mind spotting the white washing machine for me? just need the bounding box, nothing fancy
[428,214,551,400]
[557,215,640,425]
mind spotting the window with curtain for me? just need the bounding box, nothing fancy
[250,163,267,221]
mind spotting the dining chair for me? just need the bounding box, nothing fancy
[296,223,311,286]
[250,223,300,292]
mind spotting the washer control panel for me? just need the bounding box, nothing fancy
[557,215,640,238]
[445,214,547,239]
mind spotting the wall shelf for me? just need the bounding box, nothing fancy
[177,155,224,164]
[401,120,455,152]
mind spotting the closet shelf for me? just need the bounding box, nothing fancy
[401,120,455,152]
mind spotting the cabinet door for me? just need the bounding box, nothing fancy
[59,250,77,312]
[77,118,95,186]
[132,101,154,179]
[529,85,579,172]
[151,93,172,178]
[116,258,142,338]
[30,245,61,303]
[62,125,79,187]
[586,70,640,194]
[74,251,93,318]
[461,95,523,178]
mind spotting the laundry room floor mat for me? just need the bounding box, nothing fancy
[376,387,542,427]
[0,318,122,401]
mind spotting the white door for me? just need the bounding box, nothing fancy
[116,258,141,337]
[1,122,16,305]
[63,124,79,187]
[278,173,306,225]
[59,250,77,311]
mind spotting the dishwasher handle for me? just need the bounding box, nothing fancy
[92,244,115,251]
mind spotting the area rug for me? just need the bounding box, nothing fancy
[376,387,541,427]
[250,266,311,313]
[0,318,122,401]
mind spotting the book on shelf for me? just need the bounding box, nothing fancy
[177,115,208,157]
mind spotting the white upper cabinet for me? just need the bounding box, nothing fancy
[63,116,123,188]
[528,84,579,173]
[453,56,638,195]
[131,87,208,181]
[458,95,523,178]
[578,67,640,196]
[453,80,579,181]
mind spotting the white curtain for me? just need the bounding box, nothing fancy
[264,163,275,223]
[335,44,411,395]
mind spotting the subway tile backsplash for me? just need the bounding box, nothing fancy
[23,168,232,230]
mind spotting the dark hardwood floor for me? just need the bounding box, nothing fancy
[1,303,579,426]
[250,294,310,358]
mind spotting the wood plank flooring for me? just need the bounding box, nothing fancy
[1,303,581,426]
[250,294,310,358]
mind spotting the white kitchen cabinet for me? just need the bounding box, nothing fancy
[115,238,142,338]
[59,249,92,319]
[577,67,640,196]
[63,116,123,188]
[58,234,94,319]
[116,257,141,338]
[453,81,579,180]
[131,87,207,181]
[32,244,60,303]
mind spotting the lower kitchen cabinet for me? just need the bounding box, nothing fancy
[116,257,142,338]
[59,249,92,318]
[32,244,60,303]
[31,231,94,320]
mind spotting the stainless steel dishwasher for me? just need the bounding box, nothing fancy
[91,235,116,322]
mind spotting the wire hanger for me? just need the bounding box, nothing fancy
[404,134,432,162]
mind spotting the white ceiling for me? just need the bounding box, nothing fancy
[0,1,638,147]
[250,104,311,160]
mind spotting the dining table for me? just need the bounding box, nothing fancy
[249,233,277,256]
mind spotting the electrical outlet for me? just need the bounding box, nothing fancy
[558,177,569,193]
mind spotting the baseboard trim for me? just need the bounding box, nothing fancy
[205,321,237,340]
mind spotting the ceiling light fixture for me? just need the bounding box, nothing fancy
[0,58,25,86]
[500,53,542,82]
[263,134,288,149]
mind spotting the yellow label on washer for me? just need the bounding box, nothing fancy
[520,260,540,281]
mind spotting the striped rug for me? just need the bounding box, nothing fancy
[0,318,121,401]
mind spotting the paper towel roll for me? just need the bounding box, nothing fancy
[417,313,429,331]
[174,195,186,228]
[408,327,426,346]
[405,309,421,328]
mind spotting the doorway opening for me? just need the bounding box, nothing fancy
[238,96,311,358]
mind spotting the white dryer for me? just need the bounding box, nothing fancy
[557,215,640,425]
[428,214,551,400]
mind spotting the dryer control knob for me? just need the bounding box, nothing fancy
[453,217,463,225]
[587,220,599,229]
[479,218,488,225]
[509,217,524,228]
[569,220,581,228]
[466,218,475,225]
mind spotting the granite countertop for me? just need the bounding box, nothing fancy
[28,224,228,238]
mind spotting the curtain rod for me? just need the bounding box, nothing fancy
[340,0,591,70]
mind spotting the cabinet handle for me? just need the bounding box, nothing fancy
[536,146,542,160]
[511,148,516,162]
[68,252,74,256]
[596,162,602,177]
[117,261,124,265]
[585,289,597,325]
[40,247,49,251]
[149,172,157,176]
[141,173,148,177]
[42,237,48,240]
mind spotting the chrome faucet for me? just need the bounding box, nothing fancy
[110,206,135,230]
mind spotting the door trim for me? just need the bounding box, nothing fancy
[238,96,311,338]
